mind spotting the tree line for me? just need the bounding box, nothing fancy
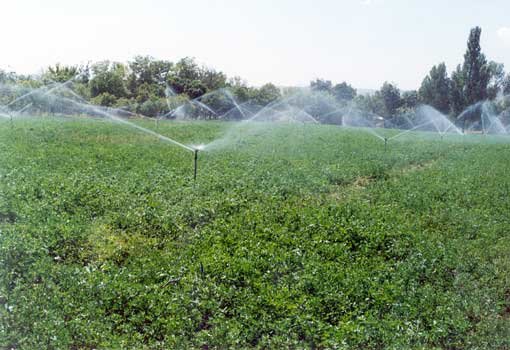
[0,26,508,123]
[0,56,282,119]
[309,27,510,126]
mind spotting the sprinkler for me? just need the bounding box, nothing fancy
[384,137,388,151]
[193,148,199,182]
[190,144,206,183]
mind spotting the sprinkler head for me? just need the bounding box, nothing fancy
[193,148,199,183]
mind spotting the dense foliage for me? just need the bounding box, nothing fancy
[0,57,282,120]
[312,27,509,124]
[0,27,508,125]
[1,118,509,348]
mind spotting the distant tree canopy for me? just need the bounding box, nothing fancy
[0,26,507,122]
[416,27,508,122]
[127,55,173,97]
[377,82,402,118]
[310,78,333,93]
[301,27,506,127]
[419,63,451,114]
[504,74,510,95]
[42,64,81,84]
[401,90,419,110]
[18,56,282,118]
[462,27,491,105]
[90,61,128,99]
[332,82,357,102]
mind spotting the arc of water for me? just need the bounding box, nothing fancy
[428,115,444,134]
[402,114,415,129]
[219,100,258,120]
[5,74,81,110]
[303,113,319,124]
[191,88,251,119]
[388,120,434,141]
[55,94,195,152]
[162,84,178,117]
[192,100,217,116]
[246,102,296,122]
[13,103,33,116]
[164,97,217,119]
[482,102,507,134]
[47,80,90,104]
[4,86,47,109]
[318,107,346,121]
[245,103,278,122]
[342,102,383,129]
[441,121,463,135]
[345,103,358,127]
[342,103,354,127]
[223,89,247,119]
[481,110,486,134]
[292,106,319,123]
[361,127,385,141]
[7,78,86,117]
[247,94,301,122]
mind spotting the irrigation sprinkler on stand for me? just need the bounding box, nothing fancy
[74,102,204,184]
[384,137,388,151]
[193,148,199,182]
[191,144,205,183]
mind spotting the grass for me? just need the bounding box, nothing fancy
[0,117,509,349]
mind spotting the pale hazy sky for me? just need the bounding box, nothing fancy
[1,0,509,90]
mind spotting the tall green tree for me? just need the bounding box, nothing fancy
[42,64,80,83]
[353,94,385,117]
[42,64,90,88]
[89,61,128,98]
[486,61,505,99]
[200,67,227,91]
[419,63,451,113]
[462,27,491,105]
[400,90,419,111]
[228,77,254,103]
[167,57,207,99]
[332,82,356,102]
[0,69,17,84]
[377,82,402,118]
[503,74,510,95]
[253,83,281,106]
[310,79,332,93]
[127,56,173,96]
[450,64,466,115]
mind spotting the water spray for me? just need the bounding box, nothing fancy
[47,94,204,183]
[2,81,210,184]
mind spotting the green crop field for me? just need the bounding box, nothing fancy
[1,118,510,349]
